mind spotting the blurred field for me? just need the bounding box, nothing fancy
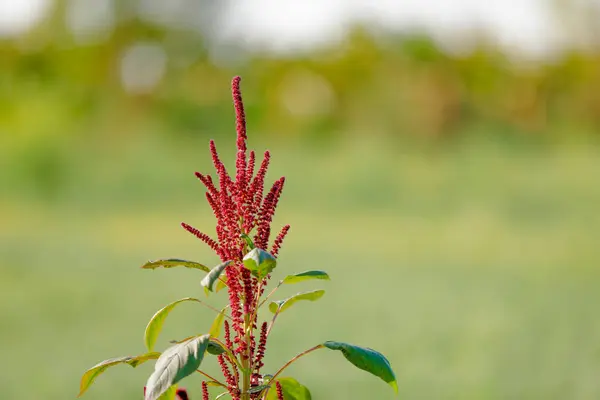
[3,3,600,398]
[2,134,600,399]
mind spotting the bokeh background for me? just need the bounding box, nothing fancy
[2,1,600,399]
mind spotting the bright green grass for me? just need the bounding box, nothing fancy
[1,137,599,399]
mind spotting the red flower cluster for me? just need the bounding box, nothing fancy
[275,381,285,400]
[182,77,289,394]
[201,382,209,400]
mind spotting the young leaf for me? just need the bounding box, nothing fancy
[269,290,325,314]
[207,340,226,356]
[215,276,228,292]
[323,341,397,393]
[145,335,210,400]
[78,353,160,396]
[201,261,231,294]
[243,248,276,278]
[241,233,256,250]
[142,259,210,272]
[265,377,311,400]
[282,271,330,285]
[209,307,227,338]
[145,298,200,352]
[248,384,270,394]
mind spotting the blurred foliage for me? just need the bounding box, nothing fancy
[2,2,600,204]
[2,4,600,399]
[2,4,600,152]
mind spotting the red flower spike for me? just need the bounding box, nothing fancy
[224,320,233,349]
[241,150,257,231]
[255,177,285,249]
[195,172,219,198]
[242,269,255,345]
[201,382,209,400]
[218,354,237,391]
[265,177,285,221]
[249,151,271,226]
[232,77,248,217]
[181,222,221,254]
[232,76,247,154]
[276,381,285,400]
[271,224,290,258]
[209,140,223,174]
[205,192,223,224]
[254,321,268,371]
[246,151,256,187]
[225,266,244,337]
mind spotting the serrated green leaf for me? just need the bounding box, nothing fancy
[269,290,325,314]
[145,298,200,352]
[323,341,397,393]
[266,377,311,400]
[282,271,330,285]
[201,261,231,294]
[142,259,210,272]
[144,335,210,400]
[78,353,159,396]
[242,248,276,278]
[209,308,227,338]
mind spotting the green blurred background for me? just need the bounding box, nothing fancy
[2,1,600,399]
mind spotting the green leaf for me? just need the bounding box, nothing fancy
[215,276,228,292]
[157,385,178,400]
[266,377,311,400]
[282,271,330,285]
[145,298,200,352]
[78,353,159,396]
[128,352,161,367]
[215,392,229,400]
[142,259,210,272]
[209,308,227,338]
[248,384,270,394]
[145,335,210,400]
[201,261,231,294]
[243,248,277,278]
[269,290,325,314]
[323,341,397,393]
[241,233,256,250]
[207,340,226,356]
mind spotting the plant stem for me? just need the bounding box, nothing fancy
[196,370,227,388]
[258,281,282,309]
[260,344,325,399]
[211,337,243,370]
[241,313,251,400]
[191,298,233,321]
[265,307,281,338]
